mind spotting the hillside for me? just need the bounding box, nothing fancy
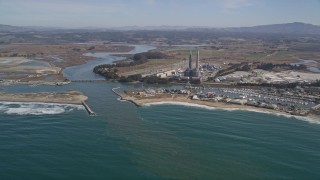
[227,22,320,34]
[1,22,320,35]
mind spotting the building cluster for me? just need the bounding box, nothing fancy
[125,88,190,98]
[191,92,279,110]
[125,85,319,116]
[152,48,227,83]
[153,48,205,82]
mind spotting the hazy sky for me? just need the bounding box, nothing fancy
[0,0,319,28]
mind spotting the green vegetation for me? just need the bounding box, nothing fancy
[133,51,167,61]
[93,67,119,80]
[93,51,170,84]
[118,74,142,82]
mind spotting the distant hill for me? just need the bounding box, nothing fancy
[226,22,320,34]
[0,24,61,33]
[1,22,320,34]
[0,24,31,32]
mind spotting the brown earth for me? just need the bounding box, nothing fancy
[0,44,134,68]
[0,44,133,81]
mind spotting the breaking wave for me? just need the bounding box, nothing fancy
[0,101,84,115]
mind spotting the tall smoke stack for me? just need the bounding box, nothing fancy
[189,50,192,69]
[196,48,199,69]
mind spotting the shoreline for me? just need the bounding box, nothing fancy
[0,44,135,84]
[0,80,71,86]
[143,101,320,124]
[112,89,320,123]
[0,91,97,115]
[0,100,84,107]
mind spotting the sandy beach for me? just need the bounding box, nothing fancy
[116,91,320,122]
[123,94,280,113]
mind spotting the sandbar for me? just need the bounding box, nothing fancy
[0,90,88,105]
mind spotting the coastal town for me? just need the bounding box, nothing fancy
[115,85,320,119]
[2,1,320,178]
[1,44,319,119]
[0,23,320,120]
[94,46,320,120]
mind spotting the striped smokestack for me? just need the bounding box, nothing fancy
[189,50,192,69]
[196,48,199,69]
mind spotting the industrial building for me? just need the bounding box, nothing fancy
[184,49,201,78]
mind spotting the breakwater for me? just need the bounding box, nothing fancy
[111,87,141,106]
[82,101,96,116]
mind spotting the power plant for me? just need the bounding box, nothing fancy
[184,48,201,78]
[152,48,203,83]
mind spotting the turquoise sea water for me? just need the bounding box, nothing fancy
[1,45,320,179]
[0,82,320,179]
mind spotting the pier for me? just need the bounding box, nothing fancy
[82,101,96,116]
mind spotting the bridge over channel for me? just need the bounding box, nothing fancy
[71,80,108,83]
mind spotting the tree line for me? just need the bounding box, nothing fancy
[93,51,169,84]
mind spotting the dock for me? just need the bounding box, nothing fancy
[82,101,96,116]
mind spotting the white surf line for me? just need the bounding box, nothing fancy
[0,101,84,115]
[143,101,320,125]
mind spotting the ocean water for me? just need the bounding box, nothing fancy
[0,82,320,179]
